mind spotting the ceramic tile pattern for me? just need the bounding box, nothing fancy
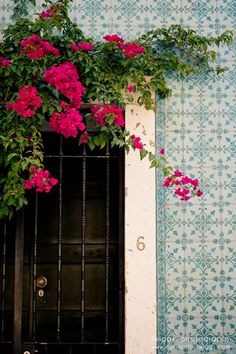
[0,1,236,353]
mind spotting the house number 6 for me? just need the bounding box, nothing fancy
[136,236,145,251]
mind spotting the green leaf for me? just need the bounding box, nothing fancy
[140,149,148,160]
[6,153,18,162]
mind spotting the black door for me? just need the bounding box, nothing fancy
[0,131,124,354]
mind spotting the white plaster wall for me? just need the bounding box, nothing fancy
[125,104,156,354]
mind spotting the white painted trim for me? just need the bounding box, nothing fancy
[125,104,156,354]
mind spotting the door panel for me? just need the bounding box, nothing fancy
[0,132,124,354]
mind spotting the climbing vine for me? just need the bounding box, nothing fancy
[0,0,233,218]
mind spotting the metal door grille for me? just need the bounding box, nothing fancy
[0,130,124,354]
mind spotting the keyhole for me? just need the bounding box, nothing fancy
[38,289,44,297]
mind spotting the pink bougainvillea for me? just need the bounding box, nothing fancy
[160,148,165,155]
[50,102,85,138]
[119,42,144,58]
[70,42,94,51]
[20,34,60,59]
[24,167,58,192]
[0,57,11,67]
[39,4,58,19]
[127,85,134,92]
[5,85,41,118]
[44,61,85,108]
[103,34,144,58]
[162,169,203,201]
[80,131,89,144]
[70,43,79,52]
[103,34,124,43]
[91,104,125,127]
[130,135,144,150]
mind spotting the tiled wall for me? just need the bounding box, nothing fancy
[155,2,236,353]
[0,1,236,353]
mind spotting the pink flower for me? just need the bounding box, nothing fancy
[77,42,94,51]
[197,190,204,197]
[1,58,11,67]
[174,187,191,201]
[162,169,203,202]
[50,102,85,138]
[162,176,173,187]
[174,169,182,177]
[70,43,79,52]
[127,85,134,93]
[119,42,144,58]
[39,4,58,19]
[20,34,60,59]
[181,176,191,185]
[80,131,89,144]
[130,135,143,150]
[24,168,58,193]
[160,148,165,155]
[44,62,85,108]
[5,85,41,118]
[103,34,124,43]
[91,104,124,127]
[190,178,199,190]
[172,179,181,186]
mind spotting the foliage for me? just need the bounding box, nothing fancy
[0,0,233,218]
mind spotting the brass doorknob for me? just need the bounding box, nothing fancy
[36,276,47,288]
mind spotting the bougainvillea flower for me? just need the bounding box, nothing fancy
[77,42,94,51]
[130,135,144,150]
[50,102,85,138]
[5,85,41,118]
[24,167,58,192]
[0,57,11,67]
[20,34,60,59]
[162,169,203,202]
[70,42,94,52]
[119,42,145,58]
[160,148,165,155]
[39,4,58,19]
[44,62,85,108]
[103,34,124,43]
[91,104,125,127]
[127,85,134,92]
[80,131,89,144]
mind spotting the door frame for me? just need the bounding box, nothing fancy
[9,102,157,354]
[125,102,157,354]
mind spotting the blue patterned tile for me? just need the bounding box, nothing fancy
[184,131,220,167]
[182,0,217,28]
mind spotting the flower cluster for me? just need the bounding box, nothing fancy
[0,56,10,67]
[70,41,95,51]
[80,131,89,144]
[20,34,60,59]
[103,34,124,43]
[5,86,41,118]
[24,167,58,192]
[50,102,85,138]
[162,169,203,201]
[103,34,144,58]
[119,42,145,58]
[44,62,85,108]
[39,4,58,19]
[130,135,144,150]
[91,104,125,127]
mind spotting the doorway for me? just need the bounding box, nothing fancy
[0,131,124,354]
